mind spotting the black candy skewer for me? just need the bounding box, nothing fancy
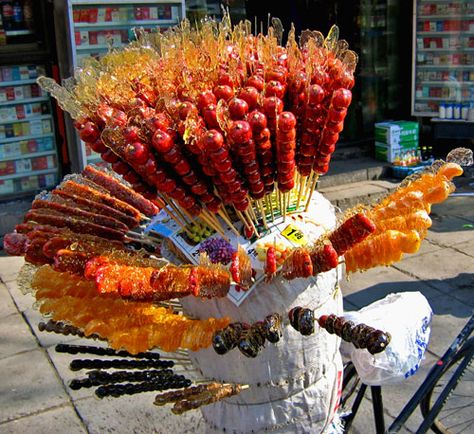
[70,358,174,371]
[56,343,161,360]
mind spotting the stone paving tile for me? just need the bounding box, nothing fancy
[4,278,35,313]
[395,249,474,296]
[0,256,24,283]
[399,238,443,259]
[451,240,474,258]
[424,295,472,358]
[0,282,17,318]
[341,266,443,309]
[0,404,86,434]
[425,215,474,247]
[0,349,69,423]
[74,394,205,434]
[431,196,474,221]
[0,312,38,359]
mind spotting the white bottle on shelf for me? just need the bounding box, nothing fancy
[446,103,453,119]
[438,103,446,119]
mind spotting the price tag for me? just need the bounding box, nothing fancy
[281,224,307,246]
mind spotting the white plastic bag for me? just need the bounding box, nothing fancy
[340,292,432,385]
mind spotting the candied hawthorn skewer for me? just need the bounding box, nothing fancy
[296,84,325,177]
[264,245,277,282]
[171,384,246,415]
[31,199,129,233]
[275,112,297,193]
[212,313,282,357]
[82,165,159,217]
[249,111,275,194]
[318,314,391,355]
[313,88,352,175]
[51,189,139,229]
[59,180,141,220]
[229,245,254,290]
[148,264,231,301]
[155,383,223,406]
[309,243,339,275]
[24,209,125,241]
[344,229,421,273]
[282,247,313,280]
[227,120,265,201]
[201,129,249,213]
[328,212,376,256]
[33,266,231,354]
[373,209,432,238]
[151,128,221,213]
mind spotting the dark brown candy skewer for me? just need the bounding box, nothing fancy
[154,382,223,406]
[318,314,391,355]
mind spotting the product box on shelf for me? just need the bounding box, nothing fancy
[0,161,15,176]
[0,179,14,194]
[374,121,419,146]
[375,140,420,163]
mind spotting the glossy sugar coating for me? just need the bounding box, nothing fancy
[344,229,421,273]
[32,265,230,354]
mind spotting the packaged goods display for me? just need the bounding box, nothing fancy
[412,0,474,116]
[2,14,470,432]
[0,64,59,197]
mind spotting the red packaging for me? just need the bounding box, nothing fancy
[32,156,47,170]
[89,8,98,23]
[27,139,38,153]
[141,7,150,20]
[15,105,25,120]
[6,87,15,101]
[0,161,15,176]
[73,9,81,23]
[80,9,90,23]
[75,31,81,46]
[89,31,98,45]
[423,21,430,31]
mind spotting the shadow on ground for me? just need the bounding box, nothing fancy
[344,273,474,318]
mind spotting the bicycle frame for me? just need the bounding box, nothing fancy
[388,314,474,433]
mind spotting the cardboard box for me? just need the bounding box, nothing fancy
[15,158,32,173]
[0,179,14,194]
[375,141,419,163]
[374,121,419,146]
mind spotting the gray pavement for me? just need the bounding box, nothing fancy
[0,189,473,433]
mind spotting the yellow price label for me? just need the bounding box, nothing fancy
[281,224,307,246]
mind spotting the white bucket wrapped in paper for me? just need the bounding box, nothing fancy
[179,192,344,433]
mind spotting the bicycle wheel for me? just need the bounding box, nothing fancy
[420,338,474,434]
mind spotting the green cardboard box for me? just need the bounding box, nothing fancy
[375,121,419,146]
[375,140,419,163]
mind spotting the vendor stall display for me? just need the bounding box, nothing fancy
[2,14,468,433]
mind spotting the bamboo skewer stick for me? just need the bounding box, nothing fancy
[248,201,259,225]
[277,188,283,218]
[199,213,228,240]
[244,209,260,237]
[268,194,275,222]
[234,209,250,232]
[304,173,319,212]
[296,175,307,210]
[202,209,226,235]
[257,199,268,229]
[217,210,240,237]
[303,172,314,203]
